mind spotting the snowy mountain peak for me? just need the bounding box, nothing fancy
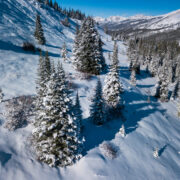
[95,9,180,33]
[94,14,153,23]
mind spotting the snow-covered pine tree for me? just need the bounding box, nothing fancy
[152,79,161,98]
[119,124,126,137]
[159,65,169,102]
[74,92,83,132]
[72,26,80,64]
[95,34,106,72]
[103,65,123,116]
[44,51,51,78]
[0,88,4,103]
[49,0,53,7]
[61,17,70,27]
[72,17,105,75]
[153,148,159,158]
[35,51,47,117]
[90,79,105,125]
[33,62,83,167]
[61,42,68,61]
[130,69,137,86]
[127,40,137,71]
[112,41,118,68]
[111,42,124,93]
[34,14,46,45]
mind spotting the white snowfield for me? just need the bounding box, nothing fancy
[0,0,180,180]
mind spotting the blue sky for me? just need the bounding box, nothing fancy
[56,0,180,17]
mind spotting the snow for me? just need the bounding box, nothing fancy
[94,14,152,23]
[95,9,180,31]
[0,0,180,179]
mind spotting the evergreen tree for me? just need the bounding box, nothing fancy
[72,26,80,61]
[0,88,4,103]
[152,79,160,98]
[90,79,105,125]
[61,18,70,27]
[72,17,106,75]
[112,41,118,68]
[119,124,126,137]
[153,148,159,158]
[111,43,124,93]
[61,43,68,61]
[53,1,58,10]
[35,51,47,109]
[34,14,46,45]
[33,62,83,167]
[130,69,137,86]
[159,65,169,102]
[49,0,53,7]
[33,51,48,141]
[95,34,106,72]
[103,65,123,116]
[44,51,51,78]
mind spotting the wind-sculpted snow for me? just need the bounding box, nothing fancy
[0,1,180,180]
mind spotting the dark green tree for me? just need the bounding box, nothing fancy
[34,14,46,45]
[73,17,106,75]
[90,79,105,125]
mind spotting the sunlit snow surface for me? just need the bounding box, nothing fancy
[0,0,180,180]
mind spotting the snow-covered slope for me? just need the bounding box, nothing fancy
[0,0,77,98]
[95,9,180,32]
[0,1,180,180]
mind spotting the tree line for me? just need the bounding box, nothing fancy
[36,0,86,20]
[127,37,180,102]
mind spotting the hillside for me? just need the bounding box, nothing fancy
[0,0,180,180]
[0,0,77,98]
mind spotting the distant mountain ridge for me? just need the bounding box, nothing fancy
[94,9,180,33]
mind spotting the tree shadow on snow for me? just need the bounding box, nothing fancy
[159,144,168,156]
[46,44,60,49]
[136,84,154,88]
[82,117,123,155]
[0,151,12,166]
[122,89,167,135]
[0,40,60,58]
[82,65,166,154]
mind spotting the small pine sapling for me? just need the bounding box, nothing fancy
[119,124,126,137]
[61,43,68,62]
[153,148,159,158]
